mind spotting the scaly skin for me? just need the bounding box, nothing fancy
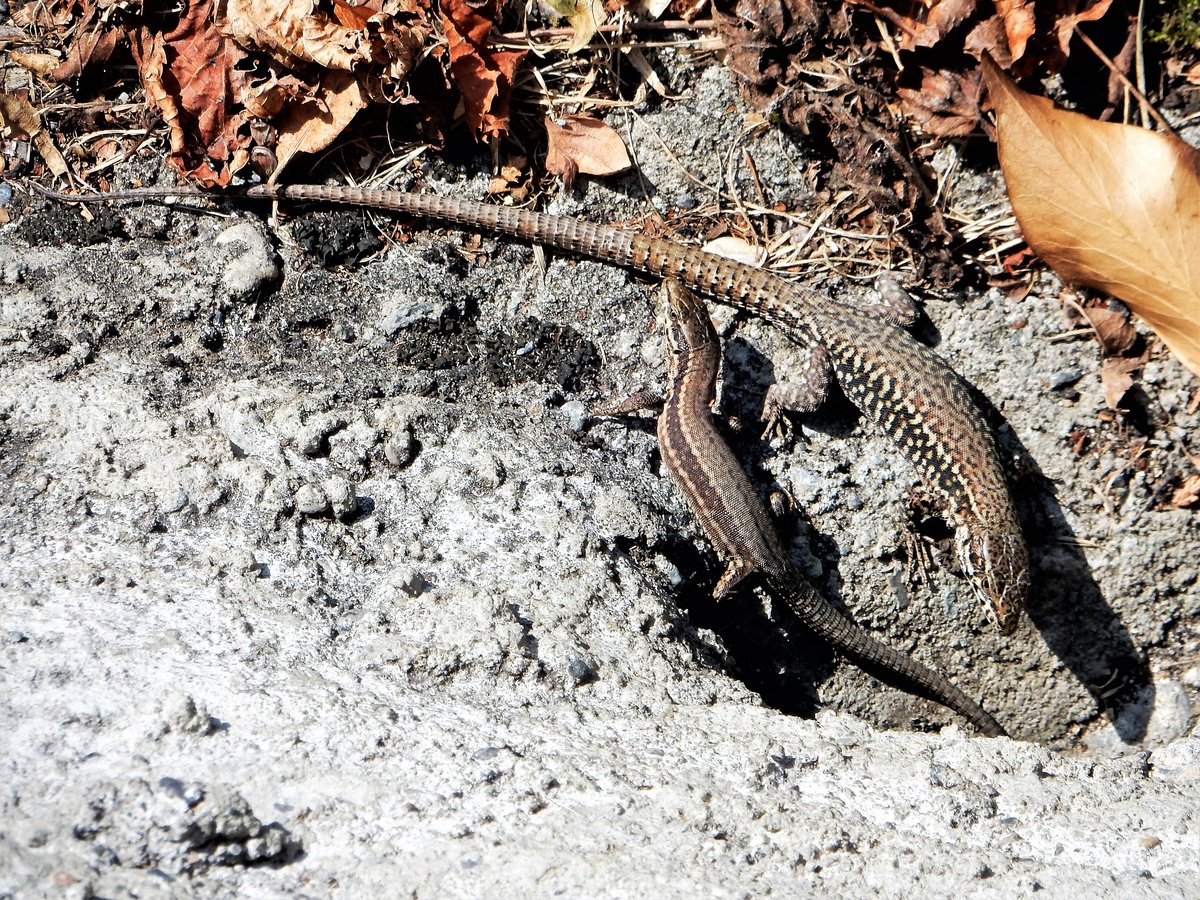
[27,180,1030,632]
[656,280,1006,736]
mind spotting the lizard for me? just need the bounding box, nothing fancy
[602,279,1006,736]
[25,178,1030,633]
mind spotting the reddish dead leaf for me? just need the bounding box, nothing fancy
[132,0,250,186]
[1084,305,1137,356]
[440,0,527,139]
[983,53,1200,379]
[545,115,632,187]
[990,0,1034,62]
[897,66,983,137]
[1170,474,1200,509]
[1048,0,1114,65]
[1066,428,1089,455]
[49,4,122,83]
[900,0,978,50]
[332,0,376,28]
[1000,245,1037,273]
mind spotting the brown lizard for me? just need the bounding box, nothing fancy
[26,179,1030,633]
[605,279,1006,736]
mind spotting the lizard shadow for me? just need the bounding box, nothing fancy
[595,410,834,716]
[912,304,1152,741]
[970,387,1153,744]
[663,533,830,720]
[725,320,1153,743]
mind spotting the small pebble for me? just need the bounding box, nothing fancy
[1049,369,1084,390]
[294,483,329,516]
[384,428,415,467]
[560,400,587,432]
[214,222,279,301]
[324,476,356,518]
[568,656,599,685]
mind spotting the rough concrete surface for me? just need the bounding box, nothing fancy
[2,59,1199,898]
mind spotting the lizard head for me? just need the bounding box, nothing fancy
[958,528,1029,635]
[662,279,718,359]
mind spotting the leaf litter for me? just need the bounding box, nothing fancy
[3,0,1199,498]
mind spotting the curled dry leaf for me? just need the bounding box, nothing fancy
[545,115,631,186]
[7,51,63,77]
[992,0,1034,62]
[220,0,423,90]
[1084,305,1137,357]
[1100,355,1142,410]
[900,0,977,50]
[541,0,607,52]
[441,0,527,140]
[1169,474,1200,509]
[982,53,1200,378]
[702,235,766,267]
[0,93,69,176]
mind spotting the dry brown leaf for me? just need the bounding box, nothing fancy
[7,51,64,77]
[1169,474,1200,509]
[272,71,369,178]
[11,0,82,28]
[897,67,983,137]
[131,0,251,186]
[220,0,424,97]
[901,0,978,50]
[0,93,69,176]
[440,0,526,140]
[49,19,121,82]
[992,0,1034,61]
[332,0,376,29]
[983,53,1200,378]
[1084,305,1137,356]
[545,115,632,186]
[963,16,1012,68]
[1048,0,1113,62]
[1100,356,1141,410]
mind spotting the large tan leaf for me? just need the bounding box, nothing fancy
[981,53,1200,377]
